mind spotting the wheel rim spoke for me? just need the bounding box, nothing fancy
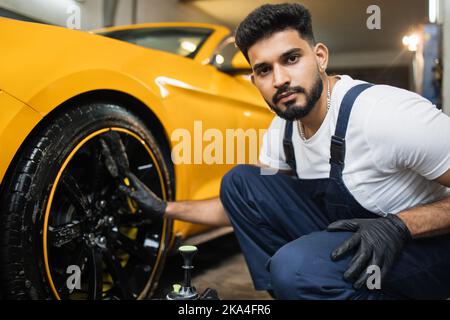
[87,247,104,300]
[103,247,133,299]
[60,172,91,214]
[111,230,153,263]
[117,213,154,227]
[90,141,107,200]
[48,220,83,248]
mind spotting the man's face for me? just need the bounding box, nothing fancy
[248,29,323,121]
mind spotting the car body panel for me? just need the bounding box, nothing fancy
[0,18,273,240]
[0,90,43,182]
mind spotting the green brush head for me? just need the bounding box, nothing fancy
[179,245,198,252]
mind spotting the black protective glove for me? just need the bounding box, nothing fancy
[99,131,167,218]
[327,214,412,289]
[118,172,167,218]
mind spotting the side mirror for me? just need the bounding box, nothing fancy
[231,51,251,70]
[217,51,252,75]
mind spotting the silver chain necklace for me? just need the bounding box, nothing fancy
[297,77,331,141]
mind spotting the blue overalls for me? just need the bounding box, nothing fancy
[220,84,450,299]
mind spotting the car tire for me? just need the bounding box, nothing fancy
[0,102,173,300]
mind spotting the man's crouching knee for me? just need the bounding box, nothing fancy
[268,232,358,300]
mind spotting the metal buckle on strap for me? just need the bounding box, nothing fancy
[330,135,345,165]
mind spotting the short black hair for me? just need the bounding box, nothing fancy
[235,3,315,62]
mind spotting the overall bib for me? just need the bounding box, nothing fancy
[219,84,450,299]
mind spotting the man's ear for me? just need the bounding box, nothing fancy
[314,43,329,72]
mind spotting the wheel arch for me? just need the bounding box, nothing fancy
[1,89,176,206]
[48,89,176,198]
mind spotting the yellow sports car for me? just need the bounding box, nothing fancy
[0,18,272,299]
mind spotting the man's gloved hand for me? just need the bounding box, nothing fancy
[118,172,167,218]
[327,215,412,289]
[99,131,167,218]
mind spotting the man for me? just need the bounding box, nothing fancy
[118,3,450,299]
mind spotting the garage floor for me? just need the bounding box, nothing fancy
[153,233,272,300]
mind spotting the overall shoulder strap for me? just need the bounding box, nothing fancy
[330,83,374,178]
[283,120,298,178]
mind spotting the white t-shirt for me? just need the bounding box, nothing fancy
[259,75,450,216]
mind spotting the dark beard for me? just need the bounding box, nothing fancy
[267,73,323,121]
